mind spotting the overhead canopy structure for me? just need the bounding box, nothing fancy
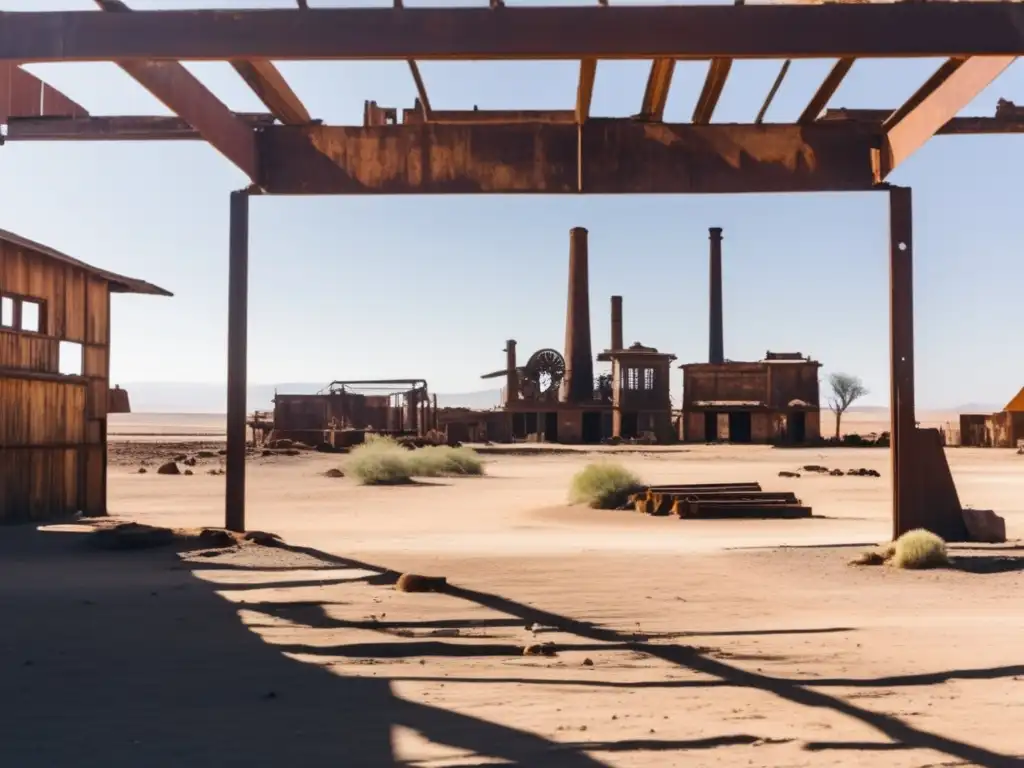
[0,0,1016,538]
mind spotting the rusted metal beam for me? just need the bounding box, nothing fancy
[756,59,790,124]
[256,120,878,195]
[4,114,274,141]
[640,59,675,121]
[888,185,914,541]
[226,189,250,533]
[577,59,597,124]
[8,6,1024,62]
[407,61,433,121]
[798,57,855,124]
[875,56,1016,179]
[230,60,311,126]
[819,108,1024,135]
[0,64,88,123]
[402,108,575,125]
[692,58,732,124]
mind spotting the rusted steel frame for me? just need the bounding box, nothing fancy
[5,114,274,141]
[0,63,88,124]
[256,120,879,195]
[10,5,1024,62]
[755,59,790,124]
[110,60,260,181]
[888,186,914,541]
[640,58,675,121]
[225,189,250,533]
[875,56,1016,180]
[406,61,433,120]
[577,59,597,124]
[403,108,575,125]
[230,60,311,126]
[819,108,1024,135]
[693,58,732,124]
[798,57,855,124]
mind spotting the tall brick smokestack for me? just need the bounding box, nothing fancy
[708,227,724,364]
[610,295,623,351]
[562,227,594,403]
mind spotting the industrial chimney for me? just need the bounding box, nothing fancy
[562,227,594,403]
[708,227,724,364]
[504,339,518,404]
[610,295,623,351]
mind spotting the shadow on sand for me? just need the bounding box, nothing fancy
[1,528,1021,767]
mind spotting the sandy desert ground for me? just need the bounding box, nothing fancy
[2,413,1023,767]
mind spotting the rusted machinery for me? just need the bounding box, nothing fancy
[631,482,811,519]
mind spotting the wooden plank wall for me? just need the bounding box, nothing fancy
[0,239,111,522]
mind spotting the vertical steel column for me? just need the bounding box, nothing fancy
[610,295,623,351]
[225,190,250,533]
[888,186,916,540]
[708,227,724,364]
[563,227,594,403]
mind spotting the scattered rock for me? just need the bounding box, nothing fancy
[196,528,235,548]
[183,469,194,476]
[802,465,829,473]
[829,469,844,476]
[244,530,283,547]
[395,573,448,593]
[207,469,225,476]
[428,629,461,638]
[183,457,197,467]
[522,642,558,657]
[196,451,217,459]
[778,471,800,478]
[137,467,147,474]
[962,508,1007,544]
[172,454,188,462]
[846,468,881,477]
[582,658,594,667]
[261,449,273,457]
[323,468,345,479]
[156,462,181,476]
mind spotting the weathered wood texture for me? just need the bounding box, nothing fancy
[0,238,111,522]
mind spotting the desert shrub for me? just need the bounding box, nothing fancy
[849,542,896,566]
[407,446,485,477]
[891,529,948,569]
[345,438,413,485]
[569,462,644,509]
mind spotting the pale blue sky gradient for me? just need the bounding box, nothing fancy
[1,0,1022,407]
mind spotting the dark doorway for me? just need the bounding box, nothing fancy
[728,412,752,443]
[512,412,526,439]
[582,411,602,443]
[704,412,718,442]
[544,412,559,443]
[524,412,538,437]
[621,411,639,439]
[789,411,806,444]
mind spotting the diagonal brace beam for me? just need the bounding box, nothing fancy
[94,0,259,182]
[876,55,1015,179]
[693,58,732,124]
[230,59,311,126]
[639,59,675,121]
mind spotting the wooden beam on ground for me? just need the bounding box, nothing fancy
[10,5,1024,62]
[92,0,259,180]
[692,58,732,124]
[639,58,675,121]
[875,55,1016,179]
[576,59,597,124]
[230,59,311,125]
[256,120,878,195]
[798,57,855,124]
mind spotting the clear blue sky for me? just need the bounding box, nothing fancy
[2,0,1022,408]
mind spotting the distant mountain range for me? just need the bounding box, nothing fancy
[116,382,503,414]
[116,382,1000,416]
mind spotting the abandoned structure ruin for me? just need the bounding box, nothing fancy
[0,229,170,524]
[474,227,676,444]
[271,379,438,447]
[2,1,1019,540]
[680,228,822,444]
[959,387,1024,448]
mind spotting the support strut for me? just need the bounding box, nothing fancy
[225,189,250,532]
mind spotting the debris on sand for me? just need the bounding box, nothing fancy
[962,508,1007,544]
[523,642,558,657]
[183,469,194,476]
[137,467,147,474]
[323,468,345,478]
[778,471,800,478]
[244,530,284,547]
[196,451,217,459]
[395,573,448,593]
[90,522,176,551]
[846,468,881,477]
[802,465,829,473]
[829,469,844,476]
[156,462,181,476]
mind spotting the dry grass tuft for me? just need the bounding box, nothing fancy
[406,446,485,477]
[345,439,414,485]
[569,462,644,509]
[891,528,949,569]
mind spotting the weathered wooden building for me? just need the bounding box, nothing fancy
[680,352,822,443]
[959,387,1024,448]
[0,230,170,523]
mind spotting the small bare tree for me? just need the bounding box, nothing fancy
[828,372,868,439]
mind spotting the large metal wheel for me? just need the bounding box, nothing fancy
[525,348,566,396]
